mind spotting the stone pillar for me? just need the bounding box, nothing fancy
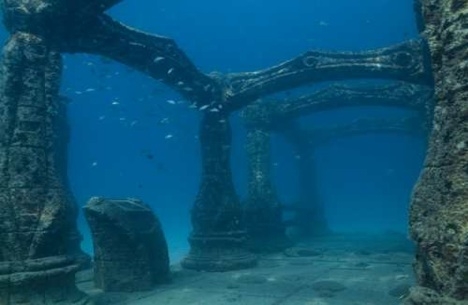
[84,197,170,292]
[282,123,330,238]
[404,1,468,304]
[242,104,292,253]
[182,112,257,271]
[0,33,89,304]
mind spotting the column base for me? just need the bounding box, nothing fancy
[182,231,257,272]
[0,256,91,305]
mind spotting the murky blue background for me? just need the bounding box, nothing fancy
[0,0,426,262]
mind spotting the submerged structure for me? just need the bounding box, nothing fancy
[0,0,465,304]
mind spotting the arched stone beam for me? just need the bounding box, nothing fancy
[223,40,434,111]
[3,1,433,111]
[305,116,427,147]
[244,83,434,131]
[1,0,221,107]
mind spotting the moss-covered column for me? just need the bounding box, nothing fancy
[282,123,329,238]
[242,104,291,252]
[0,33,89,304]
[182,111,257,271]
[404,1,468,303]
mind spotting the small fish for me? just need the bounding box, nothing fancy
[98,115,106,120]
[167,68,174,75]
[111,100,120,105]
[75,91,83,95]
[91,162,98,167]
[119,117,126,121]
[209,108,219,112]
[188,104,197,109]
[159,118,170,124]
[177,81,184,86]
[130,120,138,127]
[85,88,96,92]
[166,99,176,105]
[153,56,165,63]
[165,134,173,139]
[203,84,211,91]
[218,119,226,123]
[198,105,209,111]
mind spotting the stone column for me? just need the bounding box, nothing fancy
[182,112,257,271]
[282,123,329,238]
[0,33,89,304]
[242,104,291,253]
[404,1,468,304]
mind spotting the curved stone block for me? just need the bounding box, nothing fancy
[84,197,170,292]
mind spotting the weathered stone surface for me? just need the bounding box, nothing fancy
[242,119,292,253]
[404,286,468,305]
[84,197,170,292]
[0,256,89,305]
[0,32,89,304]
[406,0,468,302]
[182,112,257,271]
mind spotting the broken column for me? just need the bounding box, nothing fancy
[84,197,170,292]
[404,0,468,303]
[0,33,89,304]
[242,103,292,252]
[182,112,257,271]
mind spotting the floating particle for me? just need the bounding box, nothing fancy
[75,91,83,95]
[91,162,98,167]
[165,134,173,139]
[130,120,138,127]
[177,81,184,86]
[119,117,126,121]
[198,105,209,111]
[188,104,197,109]
[85,88,96,92]
[218,119,226,123]
[98,115,106,120]
[210,108,219,112]
[166,99,176,105]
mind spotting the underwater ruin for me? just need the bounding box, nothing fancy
[0,0,466,304]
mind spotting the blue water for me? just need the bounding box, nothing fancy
[0,0,426,263]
